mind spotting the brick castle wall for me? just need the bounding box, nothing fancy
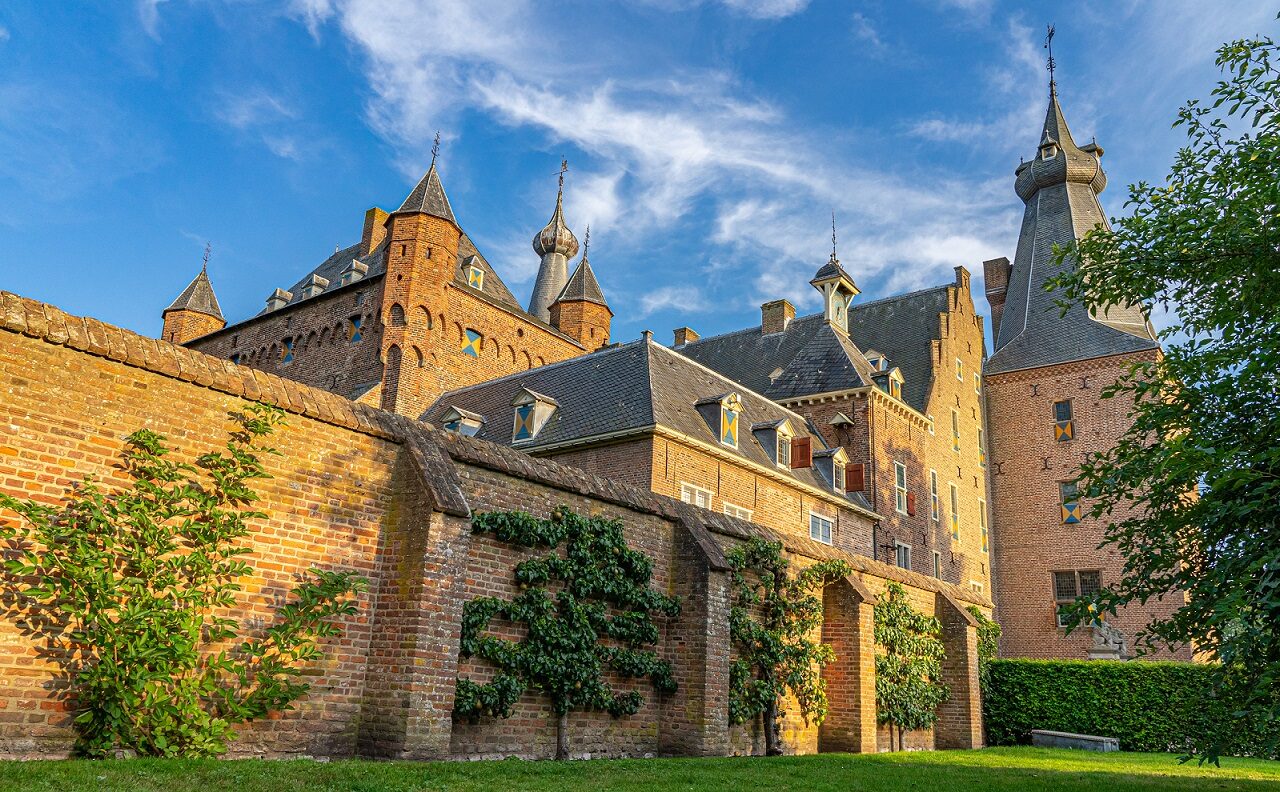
[985,350,1191,660]
[0,291,987,759]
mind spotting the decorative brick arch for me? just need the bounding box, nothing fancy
[389,303,407,327]
[417,306,433,330]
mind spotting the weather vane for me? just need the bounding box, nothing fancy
[202,242,211,274]
[830,211,838,262]
[430,130,442,167]
[583,224,590,258]
[557,158,568,193]
[1045,24,1057,97]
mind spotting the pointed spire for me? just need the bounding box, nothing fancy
[1045,24,1057,99]
[532,159,579,259]
[395,132,457,224]
[165,253,223,321]
[555,226,609,309]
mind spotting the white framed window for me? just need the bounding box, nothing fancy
[832,460,845,493]
[927,414,935,435]
[951,409,961,452]
[894,461,908,515]
[933,550,942,578]
[929,469,940,522]
[970,580,985,595]
[809,512,833,545]
[974,372,982,394]
[723,502,753,521]
[895,541,912,570]
[949,483,960,540]
[680,482,713,509]
[956,358,964,381]
[978,427,987,468]
[777,433,792,468]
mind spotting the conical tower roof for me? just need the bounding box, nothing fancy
[164,267,223,320]
[396,162,457,225]
[554,253,609,311]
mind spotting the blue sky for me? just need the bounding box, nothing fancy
[0,1,1272,347]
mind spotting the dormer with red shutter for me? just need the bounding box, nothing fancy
[813,447,848,493]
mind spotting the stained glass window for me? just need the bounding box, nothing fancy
[1054,400,1074,441]
[281,339,294,364]
[720,404,738,447]
[347,317,363,343]
[513,403,536,441]
[462,329,483,358]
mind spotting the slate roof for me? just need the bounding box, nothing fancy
[846,286,953,413]
[423,338,878,515]
[395,163,456,224]
[164,269,223,320]
[987,93,1157,376]
[554,255,608,308]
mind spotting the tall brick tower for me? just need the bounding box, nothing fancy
[983,80,1185,659]
[549,228,611,349]
[161,253,225,344]
[379,158,463,417]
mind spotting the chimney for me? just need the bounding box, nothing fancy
[361,207,389,256]
[673,326,700,347]
[300,273,330,299]
[265,288,293,312]
[641,329,654,343]
[761,299,795,335]
[983,257,1012,339]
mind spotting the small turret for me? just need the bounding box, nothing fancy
[810,215,859,330]
[550,226,611,349]
[161,245,226,345]
[528,160,579,322]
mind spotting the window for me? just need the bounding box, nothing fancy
[929,470,940,521]
[355,291,367,306]
[440,406,483,437]
[777,433,792,467]
[280,338,294,364]
[933,551,942,578]
[723,503,753,521]
[970,580,985,595]
[809,513,833,545]
[347,316,363,343]
[927,414,935,435]
[720,400,739,448]
[1060,481,1082,524]
[680,483,713,509]
[951,409,961,452]
[949,483,960,540]
[895,541,912,570]
[513,402,536,441]
[467,265,485,290]
[889,377,902,399]
[1054,570,1102,627]
[1054,399,1074,441]
[956,358,964,381]
[974,372,981,394]
[977,427,987,468]
[894,462,908,515]
[461,328,483,358]
[979,498,988,553]
[230,352,240,365]
[832,460,845,493]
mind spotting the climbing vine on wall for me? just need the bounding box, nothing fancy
[453,506,681,759]
[874,582,948,751]
[726,537,851,756]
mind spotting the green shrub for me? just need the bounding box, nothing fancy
[0,406,367,758]
[984,659,1280,759]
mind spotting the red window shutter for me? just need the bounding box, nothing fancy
[791,437,812,468]
[906,492,917,517]
[845,463,865,492]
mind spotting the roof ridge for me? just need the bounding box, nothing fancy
[680,310,825,348]
[849,283,950,312]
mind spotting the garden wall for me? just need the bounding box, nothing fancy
[0,291,989,759]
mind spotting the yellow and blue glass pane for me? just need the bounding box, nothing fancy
[281,339,294,364]
[1055,420,1074,441]
[467,266,484,289]
[461,329,483,358]
[347,317,363,343]
[1060,482,1081,523]
[514,403,535,441]
[720,407,738,446]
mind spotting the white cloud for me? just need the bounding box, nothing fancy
[638,286,710,317]
[214,89,298,129]
[137,0,169,40]
[0,26,10,43]
[717,0,809,19]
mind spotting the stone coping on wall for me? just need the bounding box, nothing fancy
[0,290,993,610]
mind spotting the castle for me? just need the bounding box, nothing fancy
[160,82,1186,663]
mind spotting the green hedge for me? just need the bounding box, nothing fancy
[983,659,1279,758]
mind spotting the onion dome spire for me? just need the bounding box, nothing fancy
[532,159,579,259]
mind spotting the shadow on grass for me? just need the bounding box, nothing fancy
[0,749,1277,792]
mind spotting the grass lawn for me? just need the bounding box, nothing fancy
[0,747,1276,792]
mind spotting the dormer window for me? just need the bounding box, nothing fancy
[889,378,902,399]
[721,399,739,447]
[813,447,848,493]
[467,264,484,290]
[778,433,791,467]
[440,406,484,437]
[511,388,558,443]
[1041,142,1059,160]
[696,393,743,449]
[752,418,794,467]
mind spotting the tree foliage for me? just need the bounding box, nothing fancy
[726,537,850,756]
[967,605,1001,690]
[874,582,947,751]
[453,507,680,760]
[1047,22,1280,762]
[0,405,366,758]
